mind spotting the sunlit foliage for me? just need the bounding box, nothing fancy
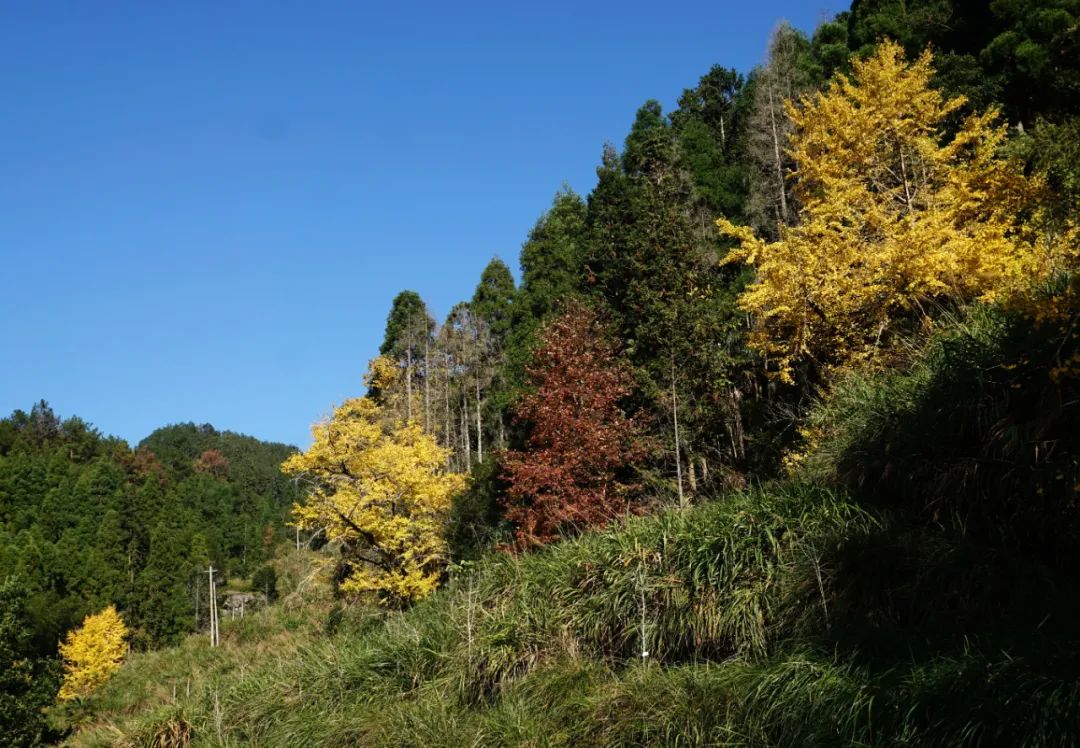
[283,371,467,606]
[718,41,1067,383]
[57,605,128,701]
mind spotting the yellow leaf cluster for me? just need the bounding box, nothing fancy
[283,391,466,606]
[363,355,424,425]
[57,604,128,701]
[718,40,1068,383]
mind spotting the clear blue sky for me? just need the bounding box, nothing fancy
[1,1,845,448]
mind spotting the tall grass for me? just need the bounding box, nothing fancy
[805,300,1080,568]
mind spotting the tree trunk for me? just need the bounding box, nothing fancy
[475,379,483,463]
[731,387,745,460]
[768,85,789,227]
[443,358,451,466]
[406,347,413,422]
[424,335,431,433]
[462,396,471,468]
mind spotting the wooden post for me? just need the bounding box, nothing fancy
[207,565,219,647]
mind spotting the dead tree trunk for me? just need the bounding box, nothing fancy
[475,378,483,463]
[768,85,789,228]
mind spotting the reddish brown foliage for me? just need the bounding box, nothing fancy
[193,448,229,479]
[501,302,652,549]
[121,447,167,486]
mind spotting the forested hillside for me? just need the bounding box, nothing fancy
[0,401,304,741]
[341,0,1080,564]
[4,0,1080,745]
[0,404,301,652]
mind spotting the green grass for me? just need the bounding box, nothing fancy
[62,485,1080,746]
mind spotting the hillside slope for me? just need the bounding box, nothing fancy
[65,490,1080,747]
[62,300,1080,747]
[0,409,303,653]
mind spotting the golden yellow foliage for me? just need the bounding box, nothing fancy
[363,354,424,425]
[282,386,466,606]
[57,605,128,701]
[718,40,1070,383]
[364,354,402,394]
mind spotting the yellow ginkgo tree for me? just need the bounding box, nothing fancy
[717,40,1070,383]
[283,366,467,607]
[57,605,128,701]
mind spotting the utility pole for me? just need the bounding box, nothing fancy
[207,565,220,647]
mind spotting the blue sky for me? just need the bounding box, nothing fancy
[0,1,846,448]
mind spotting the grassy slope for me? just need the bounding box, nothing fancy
[63,493,1080,747]
[64,301,1080,747]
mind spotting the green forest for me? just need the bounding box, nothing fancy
[0,405,303,743]
[4,0,1080,745]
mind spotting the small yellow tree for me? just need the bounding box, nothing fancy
[717,40,1066,383]
[283,372,467,606]
[57,605,128,701]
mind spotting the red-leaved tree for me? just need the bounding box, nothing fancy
[193,448,230,479]
[501,302,652,549]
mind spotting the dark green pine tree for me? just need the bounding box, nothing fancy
[0,577,59,747]
[379,290,433,357]
[585,101,757,495]
[186,532,212,630]
[134,523,192,646]
[839,0,1080,124]
[505,188,589,392]
[374,290,435,424]
[671,66,749,221]
[470,257,517,351]
[470,258,518,449]
[251,565,278,603]
[92,509,131,609]
[515,188,588,324]
[981,0,1080,125]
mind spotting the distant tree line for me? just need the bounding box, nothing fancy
[0,401,302,655]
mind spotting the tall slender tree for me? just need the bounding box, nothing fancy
[377,291,435,426]
[471,258,517,450]
[744,23,817,240]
